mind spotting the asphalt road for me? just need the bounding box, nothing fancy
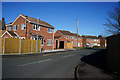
[2,48,100,78]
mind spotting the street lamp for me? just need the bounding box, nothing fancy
[36,18,40,53]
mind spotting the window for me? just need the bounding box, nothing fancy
[47,39,52,46]
[38,26,40,31]
[48,28,52,33]
[71,36,73,39]
[19,37,25,39]
[79,37,81,40]
[33,24,37,30]
[90,43,93,46]
[9,25,12,31]
[75,37,77,40]
[94,39,97,41]
[21,24,26,30]
[13,25,17,30]
[94,43,97,46]
[66,36,69,39]
[75,42,77,46]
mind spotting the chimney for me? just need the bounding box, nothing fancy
[2,17,5,22]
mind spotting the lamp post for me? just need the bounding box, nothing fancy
[77,18,78,49]
[36,18,40,53]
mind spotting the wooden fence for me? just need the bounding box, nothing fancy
[106,34,120,75]
[0,38,41,54]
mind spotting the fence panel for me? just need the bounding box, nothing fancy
[67,43,73,49]
[5,38,20,54]
[21,39,31,53]
[32,40,37,53]
[38,40,41,53]
[0,38,3,54]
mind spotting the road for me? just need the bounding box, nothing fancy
[2,48,100,78]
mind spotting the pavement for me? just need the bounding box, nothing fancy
[1,49,76,56]
[2,48,99,79]
[75,49,120,80]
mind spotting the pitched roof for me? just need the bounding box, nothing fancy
[6,14,54,28]
[58,30,72,35]
[58,30,81,37]
[71,33,81,37]
[82,35,98,39]
[21,14,54,28]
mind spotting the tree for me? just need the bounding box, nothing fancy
[103,2,120,35]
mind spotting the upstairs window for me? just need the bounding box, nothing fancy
[13,25,17,30]
[33,24,40,31]
[79,37,81,40]
[71,36,73,39]
[9,25,12,31]
[48,28,52,33]
[21,24,26,30]
[75,37,77,40]
[33,24,37,30]
[66,36,69,39]
[38,26,40,31]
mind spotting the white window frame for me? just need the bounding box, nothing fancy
[38,26,40,31]
[48,28,52,33]
[9,25,12,31]
[47,39,52,46]
[19,37,25,39]
[94,39,97,41]
[21,24,26,30]
[13,25,17,30]
[33,24,37,30]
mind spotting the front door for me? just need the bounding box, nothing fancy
[56,40,58,49]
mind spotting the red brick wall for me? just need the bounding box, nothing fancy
[54,31,83,49]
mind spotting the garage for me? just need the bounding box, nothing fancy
[59,41,64,49]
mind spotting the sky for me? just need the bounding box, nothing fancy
[2,2,118,37]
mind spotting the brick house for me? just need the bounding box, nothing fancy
[98,35,107,47]
[82,35,100,47]
[5,14,55,50]
[54,30,83,49]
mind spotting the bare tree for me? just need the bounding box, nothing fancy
[103,2,120,35]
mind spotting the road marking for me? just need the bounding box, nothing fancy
[63,54,74,58]
[18,59,52,67]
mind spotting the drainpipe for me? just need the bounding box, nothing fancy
[53,29,54,50]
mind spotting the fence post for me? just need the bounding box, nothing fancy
[19,39,21,54]
[3,37,5,55]
[31,39,33,53]
[40,40,41,53]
